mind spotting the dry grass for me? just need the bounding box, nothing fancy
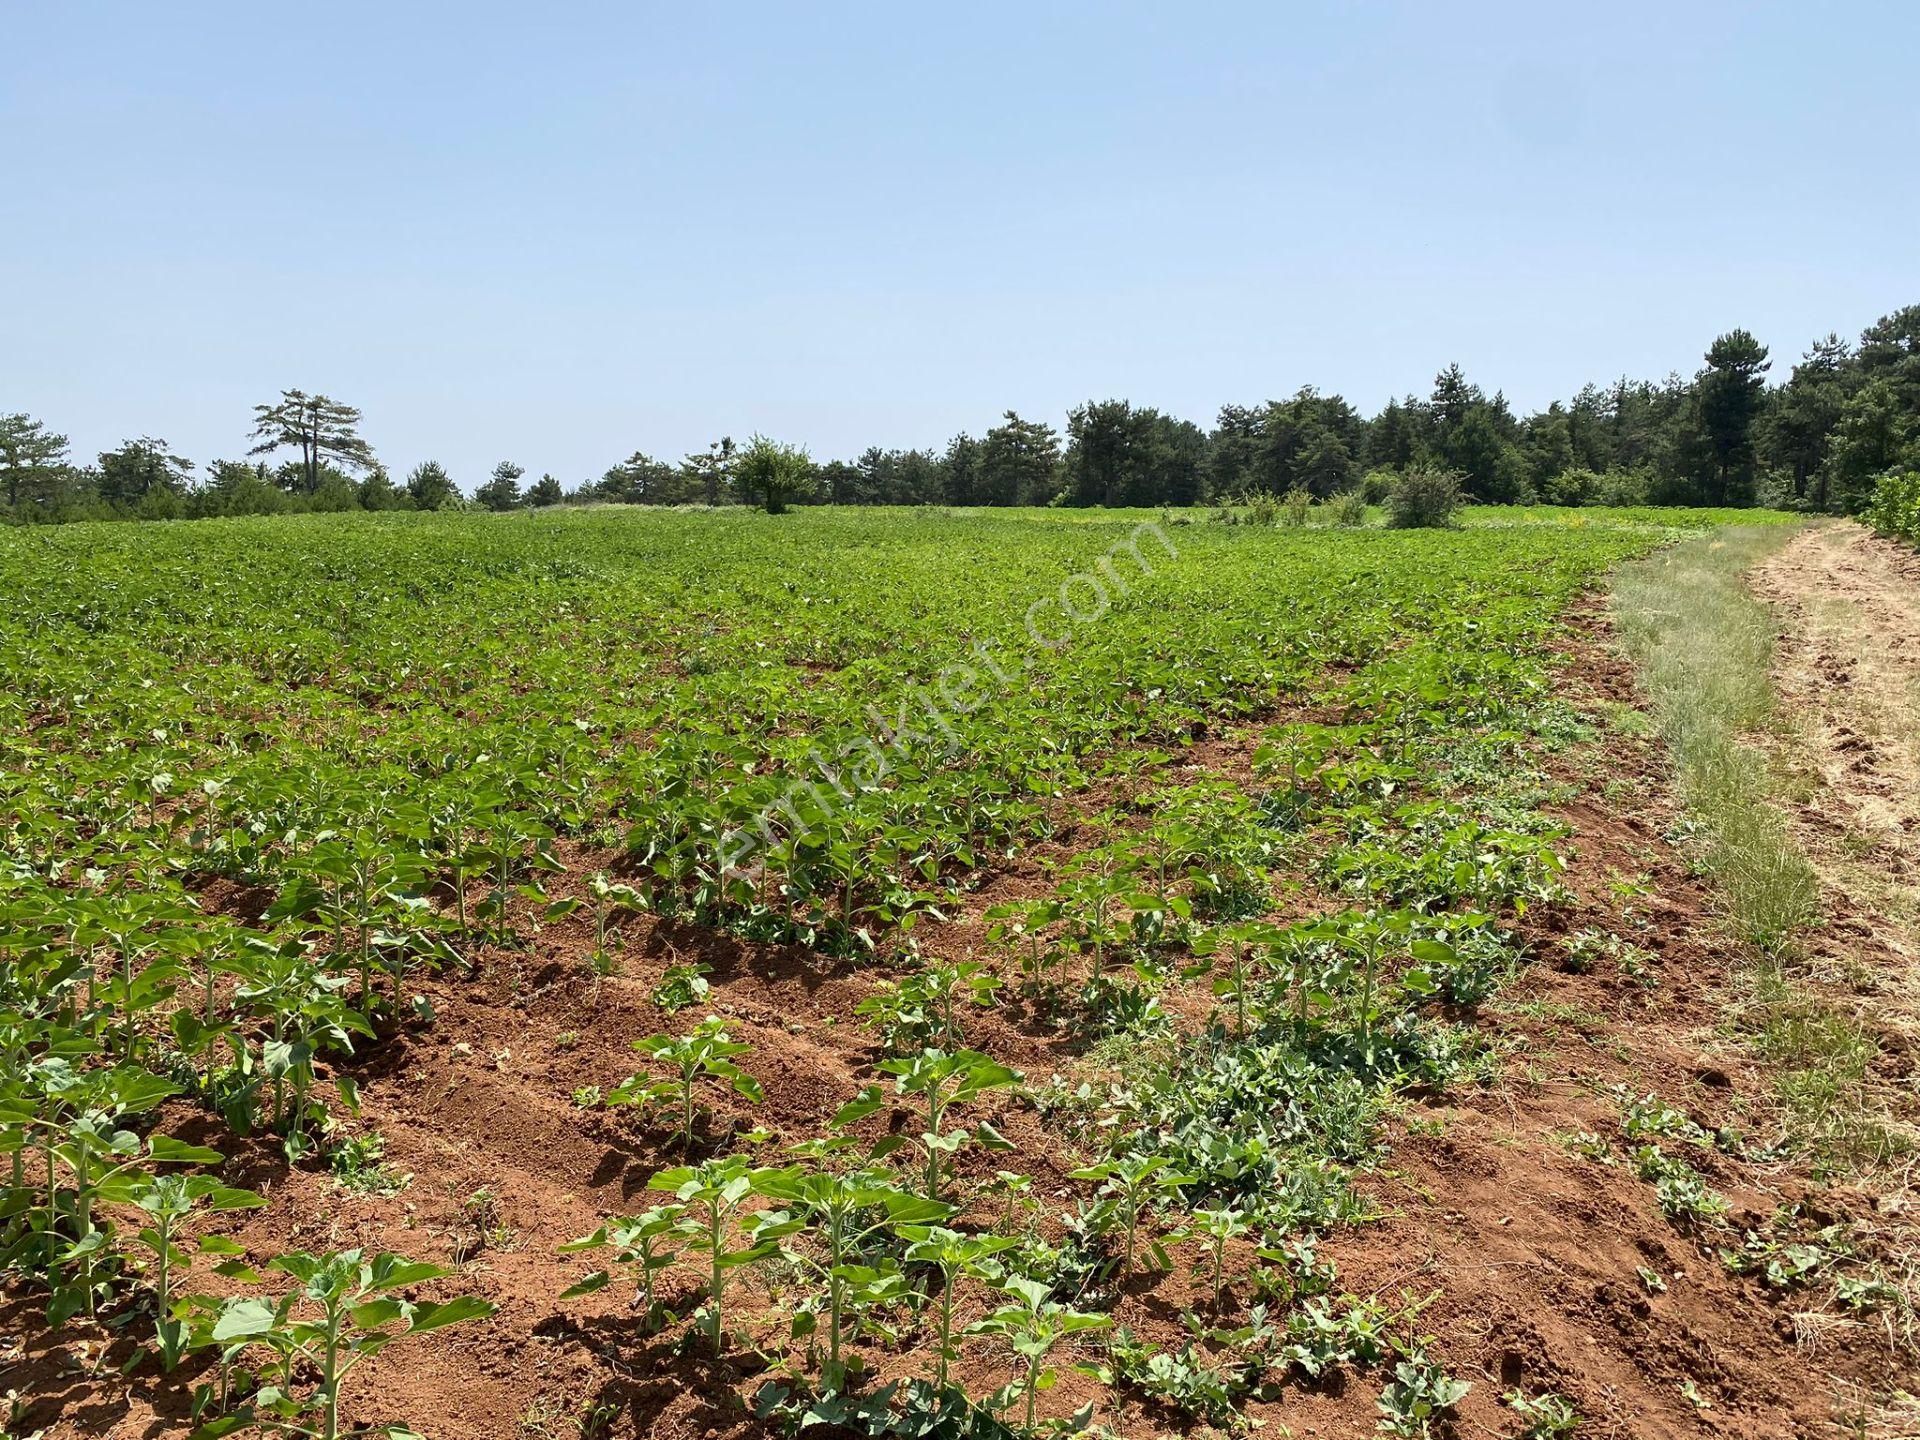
[1612,526,1819,951]
[1612,526,1905,1170]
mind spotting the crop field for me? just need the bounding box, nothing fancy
[5,505,1917,1440]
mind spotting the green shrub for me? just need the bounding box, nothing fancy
[1280,487,1313,527]
[1325,489,1368,527]
[1866,469,1920,543]
[1541,467,1600,507]
[1595,466,1652,507]
[1387,468,1463,529]
[1359,468,1397,504]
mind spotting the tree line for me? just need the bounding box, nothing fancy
[5,306,1918,525]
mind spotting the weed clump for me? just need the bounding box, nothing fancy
[1387,468,1463,529]
[1325,489,1368,527]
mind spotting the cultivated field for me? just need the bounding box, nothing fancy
[4,506,1917,1440]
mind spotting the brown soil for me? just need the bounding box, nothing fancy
[9,568,1920,1439]
[1752,522,1920,987]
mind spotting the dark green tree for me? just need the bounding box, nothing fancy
[476,461,525,511]
[735,435,812,514]
[1857,305,1920,403]
[850,447,943,505]
[977,412,1059,505]
[1821,376,1918,513]
[598,451,678,503]
[248,391,376,494]
[528,473,564,506]
[1258,388,1361,497]
[817,459,861,504]
[683,437,737,506]
[1207,405,1265,498]
[406,460,459,510]
[0,413,70,510]
[1430,364,1478,433]
[200,460,285,516]
[1448,406,1528,501]
[1693,330,1771,504]
[942,433,981,505]
[97,437,193,509]
[1521,405,1574,495]
[310,471,362,512]
[1062,400,1139,506]
[1762,334,1852,506]
[1367,397,1421,470]
[358,466,409,510]
[1566,384,1614,472]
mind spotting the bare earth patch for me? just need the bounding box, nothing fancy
[1751,522,1920,1017]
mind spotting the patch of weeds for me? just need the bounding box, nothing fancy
[1613,527,1819,954]
[1720,1210,1907,1320]
[1282,1294,1401,1379]
[1426,922,1523,1008]
[755,1380,1008,1440]
[1563,929,1606,974]
[1630,1144,1730,1226]
[1007,1209,1116,1308]
[1565,928,1657,984]
[1614,945,1656,987]
[1608,868,1654,902]
[1601,700,1656,737]
[1506,1389,1581,1438]
[1250,1235,1338,1307]
[1076,968,1172,1042]
[1748,975,1907,1176]
[520,1395,616,1440]
[1556,1130,1614,1165]
[1106,1325,1264,1423]
[461,1185,518,1252]
[1376,1348,1471,1438]
[653,960,713,1014]
[1833,1271,1904,1313]
[1620,1093,1711,1147]
[1497,997,1605,1035]
[328,1132,409,1196]
[1720,1229,1842,1290]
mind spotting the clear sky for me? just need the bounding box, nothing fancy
[5,2,1918,490]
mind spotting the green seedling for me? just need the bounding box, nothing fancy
[559,1205,686,1332]
[610,1017,762,1149]
[194,1248,494,1440]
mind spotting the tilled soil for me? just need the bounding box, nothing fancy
[7,577,1920,1439]
[1752,522,1920,986]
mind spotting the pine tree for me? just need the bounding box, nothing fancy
[248,391,376,494]
[406,460,458,510]
[476,461,525,511]
[0,413,70,510]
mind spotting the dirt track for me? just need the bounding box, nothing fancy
[1752,522,1920,984]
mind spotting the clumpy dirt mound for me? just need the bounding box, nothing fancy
[1752,522,1920,991]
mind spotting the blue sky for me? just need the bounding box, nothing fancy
[5,2,1917,490]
